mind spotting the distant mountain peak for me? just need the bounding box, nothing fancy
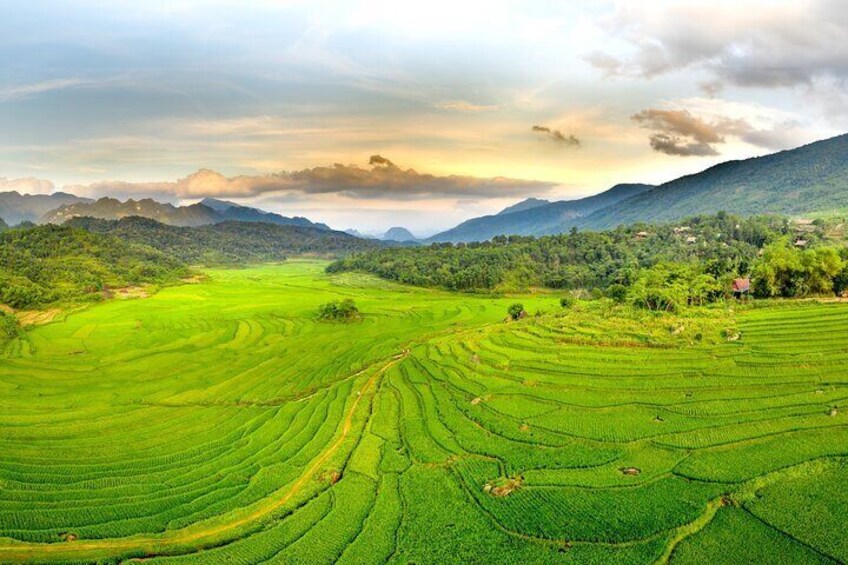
[498,197,551,216]
[382,226,418,242]
[199,197,244,212]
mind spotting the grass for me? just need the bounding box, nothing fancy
[0,259,846,563]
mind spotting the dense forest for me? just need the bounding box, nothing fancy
[0,224,189,309]
[330,213,848,311]
[68,216,379,264]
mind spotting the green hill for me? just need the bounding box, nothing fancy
[580,133,848,229]
[0,224,188,309]
[67,216,379,264]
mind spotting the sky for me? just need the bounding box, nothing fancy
[1,0,846,235]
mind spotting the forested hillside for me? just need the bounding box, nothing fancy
[0,224,188,309]
[67,216,379,264]
[579,134,848,229]
[429,184,653,242]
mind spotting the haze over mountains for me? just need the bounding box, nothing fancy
[0,191,91,225]
[1,134,847,243]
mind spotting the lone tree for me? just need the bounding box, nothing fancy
[508,303,526,320]
[606,284,628,303]
[318,299,361,322]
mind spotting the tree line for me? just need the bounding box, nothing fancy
[329,213,848,311]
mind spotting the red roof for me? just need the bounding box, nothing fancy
[732,278,750,292]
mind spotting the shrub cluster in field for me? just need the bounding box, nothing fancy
[317,299,361,322]
[329,212,848,310]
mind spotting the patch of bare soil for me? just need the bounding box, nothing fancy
[181,275,206,284]
[315,470,342,484]
[470,397,482,406]
[484,476,523,497]
[620,467,641,476]
[116,287,150,299]
[16,308,62,327]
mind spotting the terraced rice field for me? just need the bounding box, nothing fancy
[0,260,846,564]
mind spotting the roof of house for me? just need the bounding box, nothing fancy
[732,278,751,292]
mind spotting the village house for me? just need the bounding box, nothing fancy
[732,278,750,298]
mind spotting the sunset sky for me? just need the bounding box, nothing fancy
[1,0,846,234]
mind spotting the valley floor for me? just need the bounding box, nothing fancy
[0,261,846,564]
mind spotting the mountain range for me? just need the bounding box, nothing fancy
[0,191,91,225]
[429,133,848,242]
[1,133,846,243]
[40,196,330,230]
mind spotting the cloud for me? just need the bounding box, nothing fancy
[435,100,497,112]
[0,177,56,195]
[0,78,92,102]
[698,80,724,98]
[588,0,848,91]
[368,154,395,167]
[583,51,625,77]
[532,125,581,147]
[631,107,802,157]
[65,157,558,201]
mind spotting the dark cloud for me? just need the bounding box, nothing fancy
[632,108,798,157]
[368,154,395,167]
[65,158,557,201]
[632,109,723,156]
[589,1,848,92]
[532,125,581,147]
[646,133,719,157]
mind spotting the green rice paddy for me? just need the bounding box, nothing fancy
[0,261,846,564]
